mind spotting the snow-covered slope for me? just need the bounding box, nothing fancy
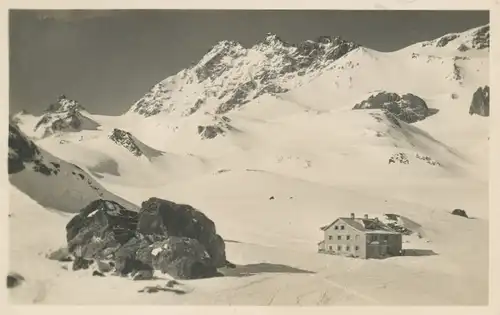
[8,170,488,305]
[401,24,489,57]
[9,24,489,305]
[8,123,138,212]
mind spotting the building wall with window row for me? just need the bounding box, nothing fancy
[322,218,367,258]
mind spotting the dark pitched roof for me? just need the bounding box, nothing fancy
[320,217,400,234]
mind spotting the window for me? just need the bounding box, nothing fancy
[340,225,345,230]
[334,226,338,230]
[346,245,350,251]
[338,235,342,240]
[355,235,360,241]
[329,245,333,251]
[329,235,332,240]
[383,235,388,241]
[355,246,359,251]
[337,245,342,251]
[346,235,351,241]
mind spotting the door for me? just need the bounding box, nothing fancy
[379,245,388,257]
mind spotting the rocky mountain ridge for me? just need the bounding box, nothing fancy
[128,34,359,117]
[33,95,100,138]
[419,24,489,51]
[128,24,489,120]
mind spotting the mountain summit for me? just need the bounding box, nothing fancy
[33,95,100,138]
[128,33,359,117]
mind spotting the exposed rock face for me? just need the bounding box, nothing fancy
[216,81,257,114]
[469,86,489,117]
[65,197,227,280]
[149,237,217,279]
[66,199,139,260]
[7,272,25,288]
[421,24,489,51]
[436,34,459,47]
[195,40,248,83]
[383,214,414,235]
[452,209,469,218]
[9,123,63,177]
[8,123,41,174]
[34,95,100,138]
[130,34,359,117]
[353,92,429,123]
[388,153,410,165]
[471,25,489,50]
[415,153,441,166]
[197,125,225,139]
[109,128,144,156]
[457,44,469,52]
[137,197,226,268]
[197,115,235,140]
[113,235,153,275]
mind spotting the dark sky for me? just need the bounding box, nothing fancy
[9,10,489,115]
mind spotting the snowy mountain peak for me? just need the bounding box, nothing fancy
[255,33,291,50]
[129,33,360,118]
[33,95,100,138]
[45,94,85,114]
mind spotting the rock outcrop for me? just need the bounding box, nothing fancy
[8,123,42,174]
[64,197,227,280]
[353,92,429,124]
[109,128,164,158]
[421,24,489,51]
[415,153,441,166]
[7,272,25,289]
[65,199,139,259]
[451,209,469,218]
[109,129,144,156]
[469,86,489,117]
[388,152,410,165]
[197,115,235,140]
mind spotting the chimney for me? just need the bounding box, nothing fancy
[350,213,355,219]
[364,214,369,219]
